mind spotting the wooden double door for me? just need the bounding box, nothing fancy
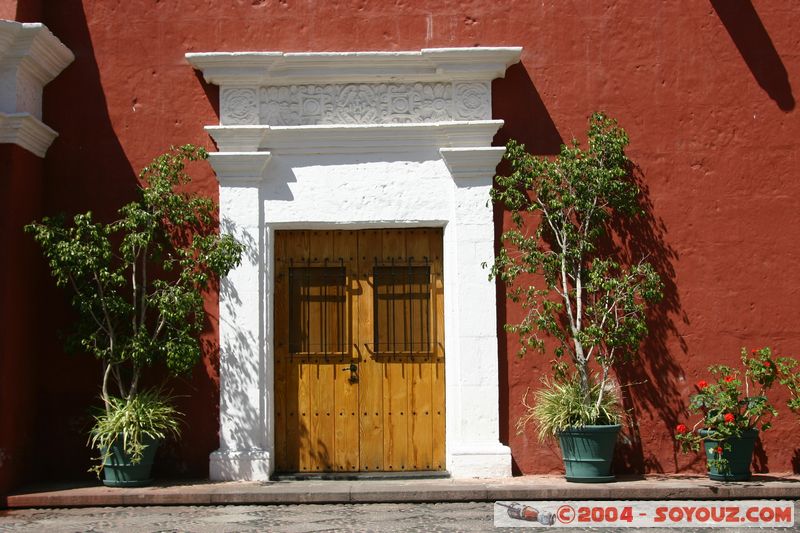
[274,228,445,473]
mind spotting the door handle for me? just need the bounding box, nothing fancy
[342,363,358,384]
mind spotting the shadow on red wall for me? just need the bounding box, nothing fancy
[710,0,794,112]
[22,1,140,487]
[0,146,43,499]
[611,162,688,474]
[492,62,564,475]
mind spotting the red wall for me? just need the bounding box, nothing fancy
[0,144,44,497]
[18,0,799,483]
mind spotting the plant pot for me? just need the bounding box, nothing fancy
[101,435,159,487]
[557,424,621,483]
[699,428,758,481]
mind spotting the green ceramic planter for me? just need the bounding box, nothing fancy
[700,428,758,481]
[101,435,159,487]
[557,424,621,483]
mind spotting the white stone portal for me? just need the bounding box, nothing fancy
[187,48,521,480]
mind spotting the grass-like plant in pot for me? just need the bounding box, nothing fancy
[490,112,663,482]
[26,145,244,486]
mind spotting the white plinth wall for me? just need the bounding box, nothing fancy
[187,47,521,480]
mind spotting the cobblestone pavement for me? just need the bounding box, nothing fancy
[1,501,798,532]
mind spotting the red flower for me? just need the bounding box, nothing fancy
[751,349,758,354]
[696,380,709,389]
[724,413,735,423]
[764,361,771,368]
[724,376,735,383]
[716,446,724,454]
[676,424,688,434]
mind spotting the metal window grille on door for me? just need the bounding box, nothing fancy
[373,262,432,356]
[288,265,347,355]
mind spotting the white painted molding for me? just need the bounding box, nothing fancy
[0,20,74,118]
[205,125,268,152]
[251,81,492,125]
[186,47,522,86]
[440,147,506,180]
[187,48,521,126]
[0,111,57,157]
[207,151,271,184]
[208,121,503,155]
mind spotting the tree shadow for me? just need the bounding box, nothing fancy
[610,162,688,475]
[710,0,794,111]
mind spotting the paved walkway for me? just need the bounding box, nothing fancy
[6,475,800,508]
[1,501,799,532]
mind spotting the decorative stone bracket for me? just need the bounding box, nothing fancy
[187,47,522,481]
[0,20,73,157]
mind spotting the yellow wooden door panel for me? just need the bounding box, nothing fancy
[275,228,444,473]
[275,231,309,472]
[379,229,409,471]
[357,230,384,472]
[273,232,289,470]
[406,229,434,471]
[309,231,335,471]
[429,229,446,470]
[288,232,314,471]
[332,230,359,471]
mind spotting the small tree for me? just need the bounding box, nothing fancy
[26,145,243,462]
[490,113,663,434]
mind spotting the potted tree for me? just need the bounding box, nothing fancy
[26,145,244,486]
[490,113,663,482]
[675,347,779,481]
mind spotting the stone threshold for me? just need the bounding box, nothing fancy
[5,475,800,509]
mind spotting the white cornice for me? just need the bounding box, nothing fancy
[208,152,272,185]
[206,125,268,152]
[186,47,521,86]
[0,111,58,157]
[0,21,74,86]
[440,147,506,180]
[207,120,504,154]
[0,20,74,121]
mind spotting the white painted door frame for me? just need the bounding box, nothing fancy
[187,48,521,480]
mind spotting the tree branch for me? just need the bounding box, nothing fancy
[92,272,116,353]
[140,242,148,327]
[131,245,138,334]
[68,276,109,337]
[101,361,112,414]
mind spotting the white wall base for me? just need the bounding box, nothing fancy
[448,442,513,479]
[209,449,272,481]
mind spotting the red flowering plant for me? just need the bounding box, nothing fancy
[675,347,778,473]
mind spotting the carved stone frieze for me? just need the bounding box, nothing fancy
[221,82,491,126]
[221,87,259,125]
